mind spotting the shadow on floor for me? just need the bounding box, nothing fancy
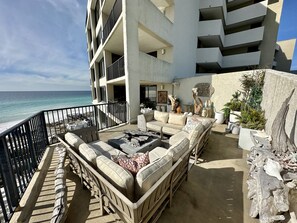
[159,165,244,223]
[201,132,243,162]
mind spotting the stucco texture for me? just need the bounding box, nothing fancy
[261,69,297,144]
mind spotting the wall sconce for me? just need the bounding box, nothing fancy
[172,82,180,87]
[161,49,166,55]
[160,84,164,90]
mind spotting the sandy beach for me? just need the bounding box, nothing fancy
[0,120,23,134]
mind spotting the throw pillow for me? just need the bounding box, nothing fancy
[112,152,150,175]
[182,116,202,133]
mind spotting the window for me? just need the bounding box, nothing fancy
[100,86,106,101]
[140,85,157,102]
[90,68,95,82]
[95,0,100,24]
[99,58,105,78]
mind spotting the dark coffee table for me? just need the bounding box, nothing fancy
[107,130,162,154]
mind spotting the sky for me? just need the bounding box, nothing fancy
[0,0,89,91]
[277,0,297,71]
[0,1,296,91]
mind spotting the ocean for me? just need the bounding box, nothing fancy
[0,91,92,132]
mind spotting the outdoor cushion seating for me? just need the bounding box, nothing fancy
[57,126,192,223]
[138,111,187,137]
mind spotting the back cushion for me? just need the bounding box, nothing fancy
[79,143,102,165]
[154,111,169,123]
[65,132,85,150]
[168,113,187,126]
[166,138,190,162]
[96,156,134,201]
[182,116,202,133]
[135,155,172,199]
[201,119,212,130]
[144,111,154,122]
[188,123,204,149]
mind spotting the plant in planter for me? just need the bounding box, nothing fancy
[237,70,266,150]
[222,91,243,123]
[237,108,266,130]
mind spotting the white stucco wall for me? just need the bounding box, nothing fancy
[172,0,199,79]
[175,71,245,112]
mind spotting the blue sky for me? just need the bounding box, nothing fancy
[0,1,296,91]
[278,0,297,71]
[0,0,89,91]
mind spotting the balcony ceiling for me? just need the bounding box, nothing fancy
[138,26,170,53]
[200,8,225,21]
[199,36,223,48]
[105,20,124,55]
[151,0,174,8]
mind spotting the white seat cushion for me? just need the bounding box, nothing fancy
[135,155,172,199]
[89,140,125,159]
[154,111,169,123]
[78,143,102,165]
[146,121,165,132]
[149,147,167,162]
[96,156,134,201]
[166,138,189,162]
[162,123,183,135]
[65,132,85,150]
[168,113,187,126]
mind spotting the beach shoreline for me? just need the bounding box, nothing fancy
[0,120,23,134]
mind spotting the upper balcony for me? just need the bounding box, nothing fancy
[199,0,267,29]
[106,55,125,81]
[226,1,267,28]
[197,48,261,69]
[102,0,122,43]
[198,20,265,49]
[197,48,223,69]
[139,52,173,83]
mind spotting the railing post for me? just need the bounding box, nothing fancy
[94,105,99,131]
[25,122,38,169]
[0,138,19,207]
[41,112,49,145]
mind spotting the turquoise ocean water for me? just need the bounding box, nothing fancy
[0,91,92,124]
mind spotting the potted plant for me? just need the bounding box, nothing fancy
[222,91,243,123]
[237,70,266,150]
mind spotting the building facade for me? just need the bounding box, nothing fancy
[85,0,293,122]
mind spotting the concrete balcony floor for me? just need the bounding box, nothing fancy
[11,124,258,223]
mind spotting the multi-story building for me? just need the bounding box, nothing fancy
[85,0,295,123]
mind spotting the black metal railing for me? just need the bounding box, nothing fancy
[102,0,122,43]
[0,112,48,222]
[0,102,127,222]
[107,56,125,81]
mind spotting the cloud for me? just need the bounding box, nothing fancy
[0,0,89,91]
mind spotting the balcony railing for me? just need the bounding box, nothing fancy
[0,102,127,222]
[102,0,122,43]
[107,56,125,81]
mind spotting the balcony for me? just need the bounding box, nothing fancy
[106,56,125,81]
[139,52,173,83]
[199,20,264,49]
[226,1,267,27]
[197,48,223,68]
[222,51,261,68]
[0,102,127,222]
[102,0,122,43]
[1,69,296,222]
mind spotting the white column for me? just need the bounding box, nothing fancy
[123,0,140,123]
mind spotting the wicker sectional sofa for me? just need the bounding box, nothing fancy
[57,126,191,223]
[137,111,215,163]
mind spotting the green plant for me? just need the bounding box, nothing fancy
[240,70,265,110]
[237,108,266,130]
[222,91,243,120]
